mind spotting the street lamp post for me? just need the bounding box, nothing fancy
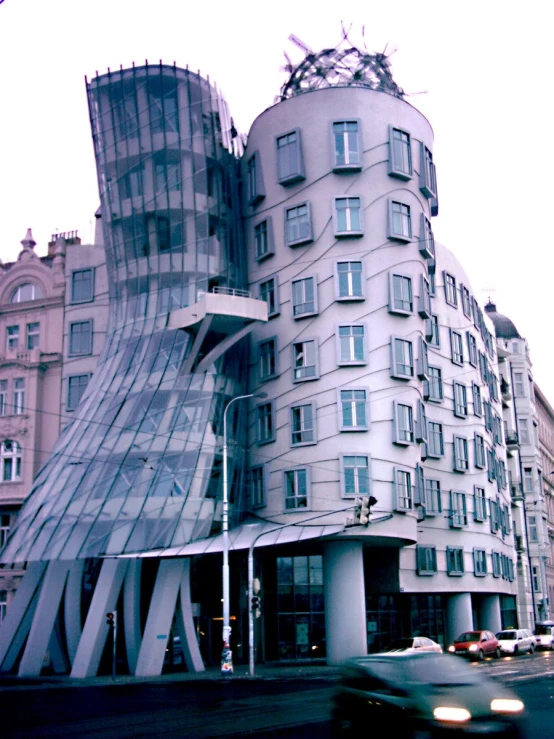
[221,392,257,676]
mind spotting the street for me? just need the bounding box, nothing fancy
[2,651,554,738]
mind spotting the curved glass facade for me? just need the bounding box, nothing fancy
[1,65,248,562]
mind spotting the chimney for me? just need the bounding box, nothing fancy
[48,230,81,255]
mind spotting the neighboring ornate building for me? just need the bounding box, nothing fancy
[534,383,554,617]
[485,302,549,625]
[0,230,66,613]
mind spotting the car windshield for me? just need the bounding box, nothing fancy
[535,625,553,635]
[383,639,414,651]
[361,656,478,686]
[456,632,480,642]
[497,631,516,640]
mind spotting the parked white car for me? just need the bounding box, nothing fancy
[534,622,554,650]
[495,629,536,655]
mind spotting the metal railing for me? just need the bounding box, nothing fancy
[198,286,251,300]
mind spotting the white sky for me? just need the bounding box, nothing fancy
[1,0,553,400]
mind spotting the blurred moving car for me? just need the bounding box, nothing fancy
[332,653,528,738]
[447,630,501,661]
[382,637,442,654]
[534,621,554,650]
[496,629,535,655]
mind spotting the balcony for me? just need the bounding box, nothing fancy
[511,482,524,501]
[505,430,519,449]
[500,377,512,405]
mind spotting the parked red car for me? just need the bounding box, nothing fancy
[448,630,501,661]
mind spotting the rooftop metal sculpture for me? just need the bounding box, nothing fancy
[278,29,404,102]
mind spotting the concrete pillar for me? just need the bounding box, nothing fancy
[123,559,142,674]
[446,593,473,646]
[64,560,84,663]
[323,540,366,665]
[479,595,502,633]
[176,558,205,673]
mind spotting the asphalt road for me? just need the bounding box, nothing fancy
[2,651,554,738]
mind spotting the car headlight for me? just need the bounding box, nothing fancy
[433,707,471,723]
[491,699,524,714]
[448,645,455,653]
[468,644,478,652]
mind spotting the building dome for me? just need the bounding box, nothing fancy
[484,301,521,339]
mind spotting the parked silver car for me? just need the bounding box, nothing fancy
[495,629,535,655]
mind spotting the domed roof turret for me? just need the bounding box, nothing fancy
[484,301,521,339]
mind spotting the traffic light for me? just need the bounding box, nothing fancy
[106,612,115,629]
[353,496,378,526]
[251,595,262,618]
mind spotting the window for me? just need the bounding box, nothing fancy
[0,440,22,482]
[292,276,317,318]
[523,467,533,494]
[285,203,312,246]
[453,436,469,472]
[390,338,414,379]
[71,268,94,303]
[257,401,275,445]
[0,514,9,548]
[251,466,265,508]
[529,376,535,402]
[461,285,472,318]
[259,276,279,318]
[6,326,19,352]
[293,339,318,382]
[492,552,502,578]
[27,322,40,351]
[69,321,92,356]
[416,400,428,443]
[389,200,412,241]
[474,434,486,469]
[389,127,412,179]
[259,337,278,381]
[10,283,43,303]
[339,388,368,431]
[519,418,530,445]
[393,402,414,445]
[444,272,457,307]
[473,549,487,577]
[254,219,274,261]
[532,565,540,591]
[338,325,366,365]
[394,468,413,510]
[12,378,25,415]
[428,315,440,347]
[427,422,444,458]
[335,197,362,236]
[450,330,464,366]
[341,454,370,497]
[68,374,90,410]
[284,468,309,510]
[336,261,364,300]
[420,144,437,198]
[453,382,468,418]
[291,403,316,446]
[0,381,7,416]
[474,487,487,521]
[487,449,497,483]
[425,479,442,515]
[418,276,431,318]
[425,366,443,402]
[333,121,361,170]
[513,372,525,396]
[450,492,468,527]
[247,152,264,205]
[24,322,40,351]
[528,515,538,542]
[276,129,305,184]
[420,214,435,258]
[154,160,180,192]
[467,333,478,367]
[472,383,483,417]
[446,547,464,576]
[417,546,437,576]
[389,274,413,315]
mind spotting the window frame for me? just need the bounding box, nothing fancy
[467,332,478,367]
[472,382,483,417]
[453,381,468,418]
[388,200,412,242]
[335,260,364,301]
[26,322,40,351]
[427,421,444,458]
[276,128,305,185]
[460,285,472,319]
[250,465,266,509]
[394,467,413,511]
[12,378,24,415]
[473,549,487,577]
[258,275,280,318]
[425,366,443,403]
[388,273,413,316]
[6,325,19,352]
[473,486,487,522]
[419,213,435,259]
[428,314,440,347]
[68,320,93,357]
[292,338,319,383]
[474,433,486,469]
[67,373,91,411]
[291,275,318,319]
[334,196,363,237]
[338,387,369,432]
[283,466,310,512]
[71,268,94,304]
[258,336,279,382]
[446,546,465,576]
[337,324,367,366]
[450,329,464,366]
[420,143,437,199]
[424,478,442,515]
[290,401,317,447]
[416,546,437,576]
[444,272,458,308]
[393,401,414,445]
[418,275,431,318]
[246,150,265,206]
[256,399,276,445]
[388,126,413,180]
[285,202,313,247]
[450,491,468,528]
[332,120,362,171]
[340,453,371,498]
[390,337,414,380]
[453,435,469,473]
[253,217,275,262]
[0,440,22,482]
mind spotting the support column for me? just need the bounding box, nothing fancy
[323,540,366,665]
[123,559,142,675]
[446,593,473,646]
[479,595,502,633]
[176,558,204,673]
[19,560,72,676]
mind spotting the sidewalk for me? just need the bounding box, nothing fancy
[0,662,342,691]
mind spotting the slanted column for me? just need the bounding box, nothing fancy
[479,595,502,633]
[323,540,366,664]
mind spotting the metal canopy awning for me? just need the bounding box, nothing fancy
[112,521,346,559]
